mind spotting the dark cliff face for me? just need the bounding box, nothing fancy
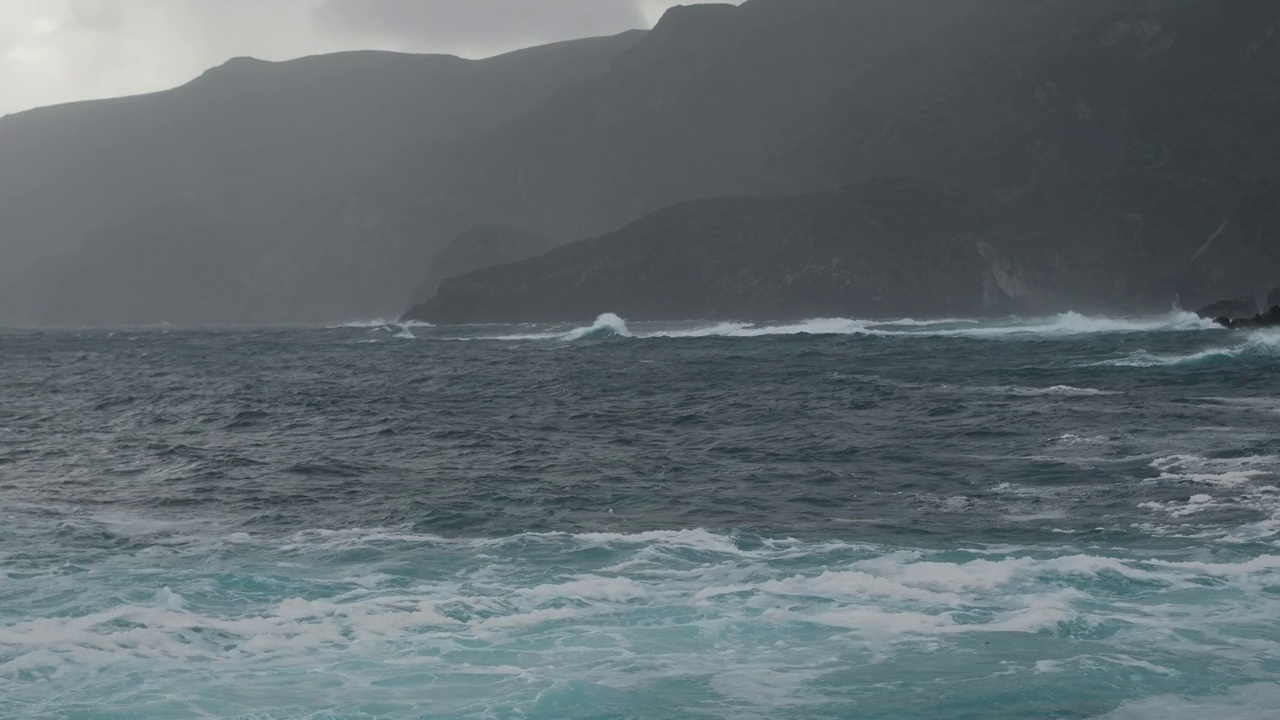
[392,0,1280,244]
[408,228,552,306]
[406,179,1046,324]
[6,0,1280,325]
[406,0,1280,323]
[0,33,645,325]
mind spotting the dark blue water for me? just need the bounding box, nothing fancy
[2,313,1278,719]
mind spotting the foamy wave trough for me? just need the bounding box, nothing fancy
[5,524,1280,716]
[5,529,1279,668]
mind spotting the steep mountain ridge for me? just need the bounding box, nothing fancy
[0,32,645,324]
[4,0,1280,325]
[406,0,1280,322]
[408,179,1004,323]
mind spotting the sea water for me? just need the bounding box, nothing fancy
[1,313,1278,719]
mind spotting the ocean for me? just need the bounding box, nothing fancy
[1,312,1278,719]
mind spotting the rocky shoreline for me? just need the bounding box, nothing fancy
[1197,288,1280,329]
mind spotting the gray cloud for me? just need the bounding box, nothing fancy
[0,0,696,117]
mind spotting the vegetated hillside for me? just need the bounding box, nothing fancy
[0,33,644,325]
[408,0,1280,322]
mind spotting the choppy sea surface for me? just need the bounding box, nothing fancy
[2,312,1279,719]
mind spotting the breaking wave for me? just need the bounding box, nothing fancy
[578,311,1213,340]
[329,318,434,329]
[1094,331,1280,367]
[328,318,431,340]
[7,525,1280,718]
[652,312,1215,339]
[455,311,1219,343]
[560,313,633,340]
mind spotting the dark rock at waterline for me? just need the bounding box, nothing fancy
[1268,287,1280,310]
[1215,305,1280,329]
[1197,296,1259,321]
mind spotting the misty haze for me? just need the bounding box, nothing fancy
[2,1,1280,718]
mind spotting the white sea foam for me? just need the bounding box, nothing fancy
[1097,330,1280,367]
[276,526,757,556]
[831,311,1212,339]
[1051,433,1112,445]
[883,311,1205,337]
[468,607,586,631]
[560,313,633,340]
[1096,683,1280,720]
[1140,495,1220,518]
[981,385,1119,397]
[1196,396,1280,414]
[328,318,432,329]
[471,313,634,341]
[517,576,651,603]
[641,322,756,338]
[684,318,874,338]
[461,310,1218,342]
[641,312,1212,339]
[1149,454,1276,488]
[7,529,1280,717]
[329,319,393,329]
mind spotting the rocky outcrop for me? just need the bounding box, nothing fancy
[1197,296,1259,321]
[1216,305,1280,329]
[402,0,1280,325]
[1198,285,1280,328]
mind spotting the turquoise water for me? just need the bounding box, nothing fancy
[1,313,1278,719]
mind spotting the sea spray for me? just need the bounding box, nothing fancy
[560,313,633,340]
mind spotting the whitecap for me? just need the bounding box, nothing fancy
[981,385,1119,397]
[1095,330,1280,367]
[468,607,585,631]
[455,310,1218,342]
[1149,454,1276,488]
[1095,683,1280,720]
[560,312,633,340]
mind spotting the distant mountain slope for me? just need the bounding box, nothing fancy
[408,228,552,307]
[0,33,644,324]
[406,179,1006,323]
[404,174,1280,325]
[406,0,1280,322]
[7,0,1280,325]
[393,0,1274,241]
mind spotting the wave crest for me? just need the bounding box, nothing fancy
[1095,331,1280,367]
[466,311,1220,342]
[561,313,633,341]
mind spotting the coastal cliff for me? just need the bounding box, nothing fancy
[2,0,1280,324]
[405,180,1053,323]
[407,0,1280,323]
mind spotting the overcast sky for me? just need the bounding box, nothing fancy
[0,0,705,116]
